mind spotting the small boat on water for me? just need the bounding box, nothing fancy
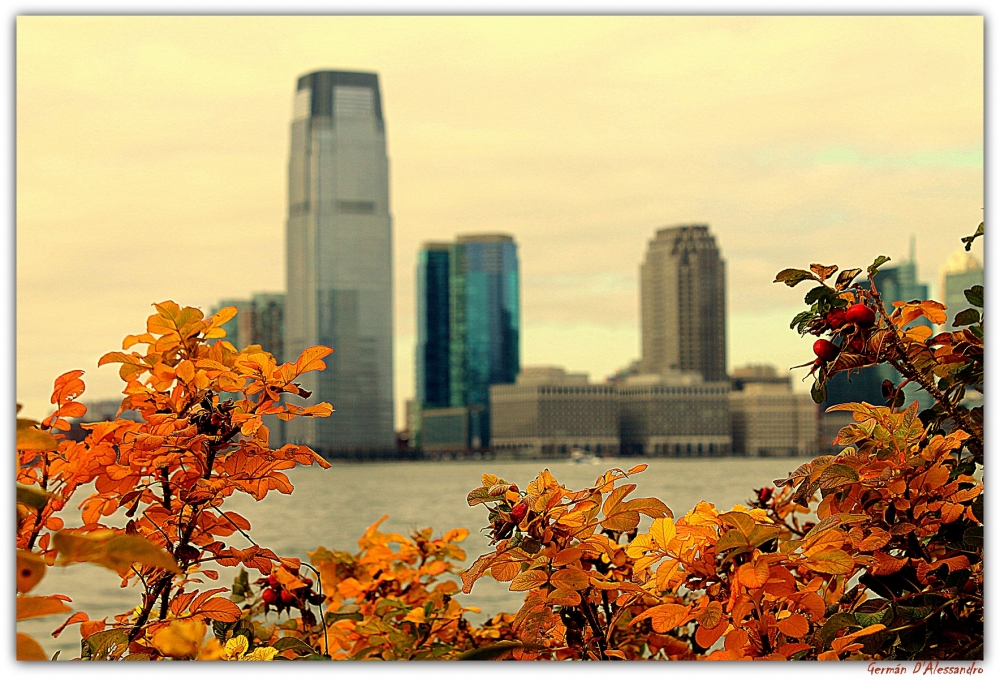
[570,447,600,465]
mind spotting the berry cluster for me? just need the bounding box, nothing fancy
[255,569,325,615]
[811,302,877,366]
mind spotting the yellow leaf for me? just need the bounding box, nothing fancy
[16,426,59,451]
[17,595,72,621]
[655,559,682,592]
[17,633,49,661]
[649,517,677,550]
[804,548,855,575]
[550,567,590,591]
[151,619,207,659]
[17,550,46,593]
[175,360,196,384]
[52,530,180,576]
[626,464,648,475]
[442,528,469,543]
[403,607,427,624]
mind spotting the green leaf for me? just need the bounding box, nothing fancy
[953,308,980,327]
[820,613,860,646]
[818,464,860,490]
[961,222,983,251]
[811,379,827,404]
[272,637,316,655]
[17,484,58,511]
[835,268,863,290]
[854,601,893,628]
[774,268,817,287]
[82,629,129,661]
[896,604,933,620]
[789,310,814,331]
[867,255,891,279]
[804,285,832,305]
[964,285,983,308]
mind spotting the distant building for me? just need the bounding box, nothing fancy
[414,234,520,451]
[211,293,286,446]
[618,371,731,456]
[940,249,983,329]
[639,224,727,382]
[490,367,619,458]
[729,365,818,457]
[211,293,285,362]
[420,407,471,456]
[284,70,395,456]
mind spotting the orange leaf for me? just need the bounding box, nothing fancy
[17,595,72,621]
[193,597,241,623]
[630,603,691,633]
[17,633,48,661]
[510,569,548,592]
[695,620,728,649]
[738,560,770,589]
[777,613,809,638]
[695,600,724,630]
[804,548,854,575]
[490,560,521,582]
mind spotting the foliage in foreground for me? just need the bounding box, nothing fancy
[16,228,983,660]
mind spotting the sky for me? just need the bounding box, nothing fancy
[15,15,984,426]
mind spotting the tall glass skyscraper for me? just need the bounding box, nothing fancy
[284,70,394,454]
[415,243,451,410]
[416,234,520,449]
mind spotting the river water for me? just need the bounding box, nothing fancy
[21,456,800,659]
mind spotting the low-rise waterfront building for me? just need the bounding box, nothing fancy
[618,371,731,456]
[729,364,818,457]
[490,367,619,458]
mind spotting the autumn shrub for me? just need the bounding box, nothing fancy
[456,225,984,661]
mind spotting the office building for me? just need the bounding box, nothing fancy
[639,224,727,382]
[415,234,520,450]
[729,365,818,456]
[283,70,395,454]
[490,367,619,458]
[211,293,286,362]
[940,249,984,330]
[618,371,731,456]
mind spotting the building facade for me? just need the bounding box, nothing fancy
[729,365,818,457]
[490,367,619,458]
[639,224,727,382]
[283,70,395,454]
[618,372,731,456]
[940,249,983,330]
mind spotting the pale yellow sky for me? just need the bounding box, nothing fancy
[16,15,983,425]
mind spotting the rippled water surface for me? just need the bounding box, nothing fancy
[22,457,801,658]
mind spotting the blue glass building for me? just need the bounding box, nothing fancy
[415,244,452,410]
[415,234,520,450]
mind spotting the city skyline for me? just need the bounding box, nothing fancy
[16,16,983,425]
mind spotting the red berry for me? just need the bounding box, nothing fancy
[826,308,847,329]
[813,339,839,362]
[510,501,528,523]
[845,304,876,328]
[280,590,297,606]
[262,588,278,605]
[302,578,313,587]
[267,574,279,587]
